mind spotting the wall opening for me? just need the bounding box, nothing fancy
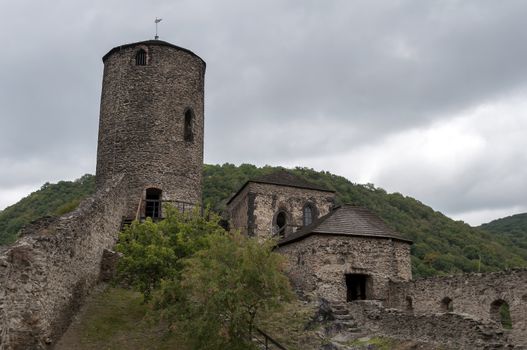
[303,203,317,226]
[184,109,194,142]
[405,296,413,313]
[440,297,453,312]
[276,211,287,237]
[145,188,162,219]
[490,299,512,329]
[345,274,370,302]
[135,49,147,66]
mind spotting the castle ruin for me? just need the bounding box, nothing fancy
[0,39,526,349]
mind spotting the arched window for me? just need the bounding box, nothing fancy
[490,299,512,329]
[135,49,147,66]
[276,211,287,236]
[145,188,162,219]
[303,203,317,226]
[184,109,194,142]
[440,297,453,312]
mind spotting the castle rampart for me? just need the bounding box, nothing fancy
[0,175,127,349]
[387,269,527,346]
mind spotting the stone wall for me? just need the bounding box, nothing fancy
[277,234,411,302]
[229,182,336,239]
[387,269,527,346]
[345,301,515,349]
[96,41,205,218]
[0,175,128,350]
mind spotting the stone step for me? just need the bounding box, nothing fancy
[334,314,354,321]
[332,309,350,316]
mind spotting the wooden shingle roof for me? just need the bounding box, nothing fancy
[278,205,412,246]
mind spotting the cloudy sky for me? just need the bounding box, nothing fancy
[1,0,526,225]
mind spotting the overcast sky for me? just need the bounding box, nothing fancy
[1,0,526,226]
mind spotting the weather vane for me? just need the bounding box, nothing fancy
[154,17,162,40]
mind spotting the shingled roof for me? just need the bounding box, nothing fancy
[226,170,335,205]
[278,205,412,246]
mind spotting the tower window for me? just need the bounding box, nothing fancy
[184,109,194,142]
[135,49,147,66]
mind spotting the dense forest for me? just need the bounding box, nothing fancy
[1,164,526,277]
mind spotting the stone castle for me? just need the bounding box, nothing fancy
[0,39,526,349]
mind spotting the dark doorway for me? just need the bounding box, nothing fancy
[145,188,162,219]
[345,274,369,302]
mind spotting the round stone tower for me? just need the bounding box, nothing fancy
[95,40,205,219]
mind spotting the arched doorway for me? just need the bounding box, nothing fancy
[440,297,453,312]
[145,188,162,219]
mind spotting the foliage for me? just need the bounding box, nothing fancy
[203,164,527,276]
[157,232,293,350]
[0,174,95,245]
[2,164,527,278]
[115,206,223,302]
[116,207,293,349]
[479,213,527,260]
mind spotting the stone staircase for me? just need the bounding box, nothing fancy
[329,302,362,334]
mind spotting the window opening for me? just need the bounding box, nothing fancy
[440,297,453,312]
[345,274,370,302]
[276,211,287,236]
[145,188,162,219]
[303,204,313,226]
[135,49,147,66]
[490,299,512,329]
[184,109,194,142]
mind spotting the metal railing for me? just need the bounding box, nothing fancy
[253,327,287,350]
[135,198,197,221]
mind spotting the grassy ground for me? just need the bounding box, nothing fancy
[56,286,440,350]
[55,286,188,350]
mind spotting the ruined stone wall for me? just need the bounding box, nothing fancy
[96,41,205,218]
[0,175,128,350]
[248,183,335,239]
[227,185,250,236]
[277,235,411,302]
[387,269,527,345]
[345,301,515,349]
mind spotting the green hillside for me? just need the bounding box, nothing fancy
[1,164,526,277]
[479,213,527,253]
[0,174,95,245]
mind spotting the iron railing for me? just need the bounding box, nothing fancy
[253,327,287,350]
[135,198,197,221]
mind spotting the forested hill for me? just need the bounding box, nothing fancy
[1,164,526,277]
[479,213,527,254]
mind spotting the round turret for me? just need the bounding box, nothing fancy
[95,40,205,218]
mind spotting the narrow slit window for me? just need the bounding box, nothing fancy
[184,109,194,142]
[135,49,147,66]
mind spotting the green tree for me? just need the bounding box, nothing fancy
[115,206,223,302]
[158,232,292,350]
[115,206,293,349]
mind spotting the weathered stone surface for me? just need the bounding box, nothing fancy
[277,235,411,303]
[343,301,516,349]
[228,182,336,239]
[0,175,128,350]
[387,269,527,346]
[96,41,205,218]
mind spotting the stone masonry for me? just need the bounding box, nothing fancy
[227,172,336,239]
[0,175,128,349]
[277,234,411,302]
[96,40,206,218]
